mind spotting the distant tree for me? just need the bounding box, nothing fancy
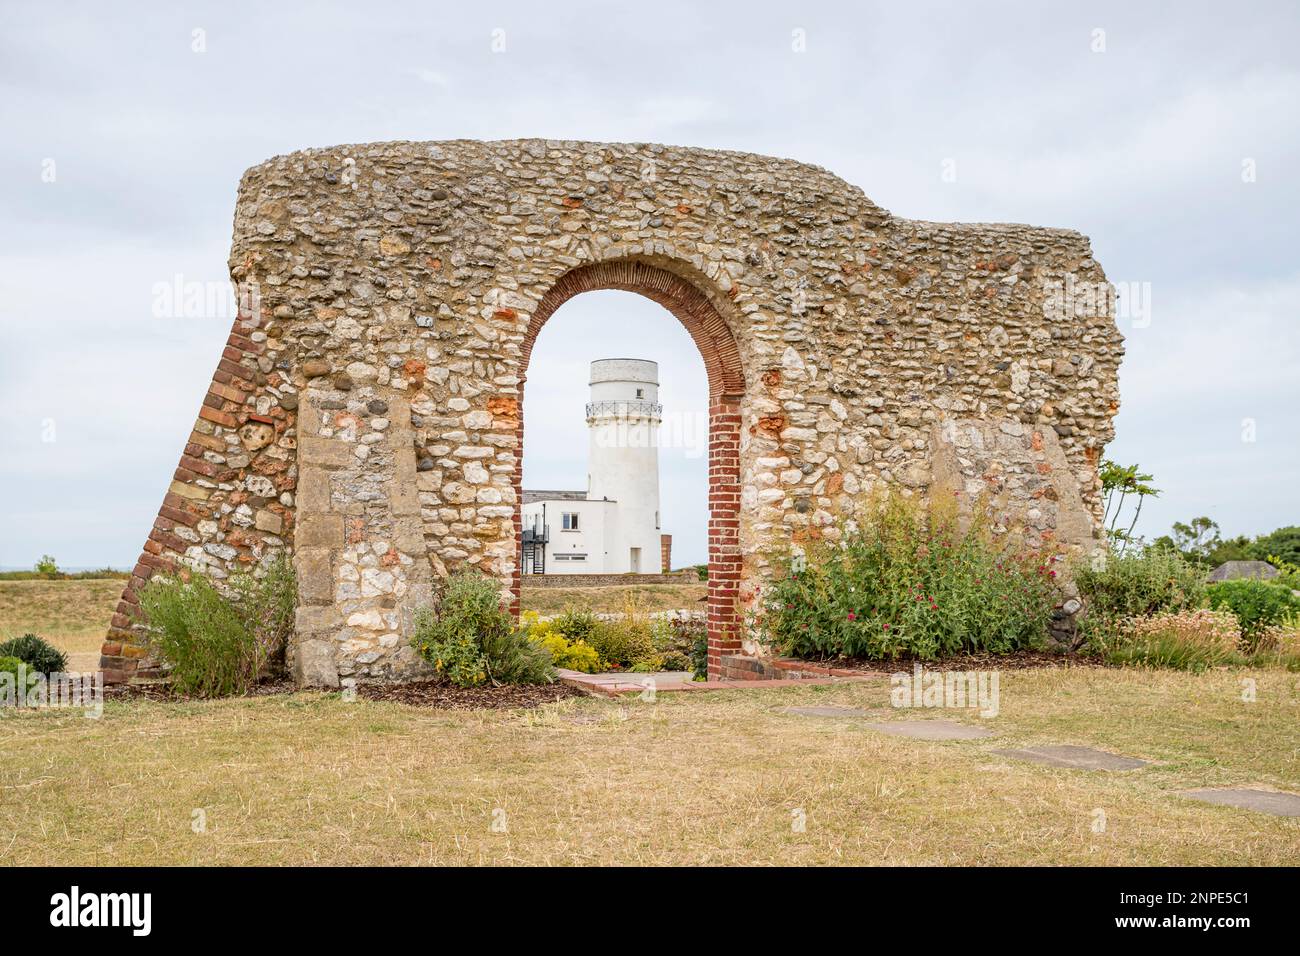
[34,555,59,579]
[1206,535,1255,566]
[1163,516,1221,566]
[1249,526,1300,567]
[1100,460,1160,551]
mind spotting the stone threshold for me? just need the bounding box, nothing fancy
[719,654,878,681]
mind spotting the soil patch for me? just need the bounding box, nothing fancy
[358,679,586,710]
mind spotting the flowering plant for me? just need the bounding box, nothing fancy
[758,490,1059,660]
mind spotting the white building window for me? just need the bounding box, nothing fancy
[555,553,588,561]
[562,512,579,531]
[636,388,644,398]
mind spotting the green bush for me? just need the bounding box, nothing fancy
[689,625,709,681]
[1074,545,1206,648]
[0,656,38,694]
[553,604,665,670]
[520,612,602,672]
[0,634,68,674]
[552,608,600,645]
[587,617,658,669]
[411,569,553,687]
[650,616,702,673]
[760,492,1058,660]
[138,555,296,697]
[34,555,59,579]
[1207,580,1300,650]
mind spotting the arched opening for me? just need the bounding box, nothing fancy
[514,260,744,679]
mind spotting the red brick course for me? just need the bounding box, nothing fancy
[98,294,290,682]
[514,261,745,679]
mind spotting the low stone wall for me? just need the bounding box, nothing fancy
[520,572,698,588]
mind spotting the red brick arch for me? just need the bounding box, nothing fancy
[514,259,744,677]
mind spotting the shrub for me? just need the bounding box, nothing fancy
[138,555,296,697]
[1074,545,1206,648]
[649,616,701,672]
[0,634,68,674]
[411,570,553,687]
[689,626,709,681]
[760,491,1058,660]
[1102,609,1240,672]
[1253,614,1300,670]
[34,555,59,579]
[520,612,601,672]
[552,608,600,645]
[0,656,37,693]
[589,618,659,669]
[1206,580,1300,650]
[586,596,661,669]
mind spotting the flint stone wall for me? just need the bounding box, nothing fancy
[101,139,1122,686]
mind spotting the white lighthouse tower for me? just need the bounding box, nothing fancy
[520,358,667,575]
[586,359,663,573]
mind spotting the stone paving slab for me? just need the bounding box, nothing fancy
[785,706,875,718]
[865,719,994,740]
[993,744,1148,771]
[1180,788,1300,817]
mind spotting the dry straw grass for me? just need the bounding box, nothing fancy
[0,580,119,671]
[2,666,1297,866]
[520,582,705,616]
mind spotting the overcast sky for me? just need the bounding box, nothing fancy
[1,1,1297,569]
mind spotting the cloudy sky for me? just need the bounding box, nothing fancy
[1,1,1297,569]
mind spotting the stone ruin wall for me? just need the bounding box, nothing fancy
[100,139,1123,686]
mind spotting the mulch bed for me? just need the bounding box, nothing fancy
[814,649,1107,673]
[103,677,584,710]
[103,679,297,702]
[357,679,587,710]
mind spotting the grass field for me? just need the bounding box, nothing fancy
[519,581,706,615]
[0,579,122,671]
[1,668,1297,865]
[2,580,1297,866]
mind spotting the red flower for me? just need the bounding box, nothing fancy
[847,612,856,621]
[883,623,891,631]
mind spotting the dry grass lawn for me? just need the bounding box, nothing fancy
[0,579,121,671]
[2,667,1297,866]
[520,581,706,615]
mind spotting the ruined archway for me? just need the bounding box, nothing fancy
[516,259,746,674]
[100,139,1123,687]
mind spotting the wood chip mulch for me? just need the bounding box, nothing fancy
[103,677,583,710]
[103,679,297,702]
[820,649,1107,673]
[357,679,587,710]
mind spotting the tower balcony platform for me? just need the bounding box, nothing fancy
[584,399,663,421]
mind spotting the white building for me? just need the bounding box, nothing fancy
[522,358,669,575]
